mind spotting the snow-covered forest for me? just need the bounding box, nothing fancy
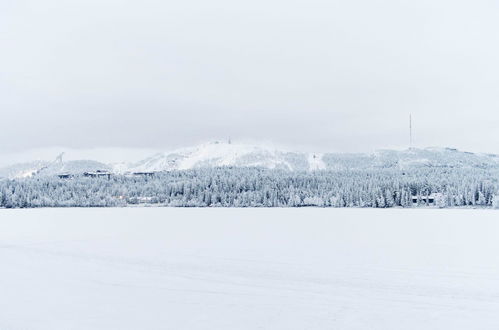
[1,167,498,208]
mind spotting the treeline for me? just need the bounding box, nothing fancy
[0,167,498,208]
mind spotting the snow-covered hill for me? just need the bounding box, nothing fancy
[0,160,52,179]
[1,142,498,179]
[322,147,499,170]
[121,142,311,173]
[123,143,499,172]
[0,160,111,179]
[39,160,111,176]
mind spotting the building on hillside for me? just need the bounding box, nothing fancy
[411,193,443,206]
[132,172,155,177]
[83,170,111,179]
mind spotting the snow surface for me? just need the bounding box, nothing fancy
[1,208,499,329]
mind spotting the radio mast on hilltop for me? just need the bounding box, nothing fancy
[409,114,413,149]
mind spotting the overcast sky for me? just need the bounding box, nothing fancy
[1,0,498,155]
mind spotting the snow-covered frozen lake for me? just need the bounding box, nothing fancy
[1,208,499,330]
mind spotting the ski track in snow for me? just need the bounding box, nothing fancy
[1,208,499,329]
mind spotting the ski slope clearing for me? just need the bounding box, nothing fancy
[1,209,499,329]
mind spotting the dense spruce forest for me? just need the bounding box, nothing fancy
[1,167,498,208]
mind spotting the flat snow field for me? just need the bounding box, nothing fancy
[1,209,499,330]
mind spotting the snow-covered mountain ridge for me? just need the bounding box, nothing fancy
[118,143,499,173]
[1,142,498,179]
[123,142,314,173]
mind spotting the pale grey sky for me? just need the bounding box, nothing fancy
[1,0,498,154]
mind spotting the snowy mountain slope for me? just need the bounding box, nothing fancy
[371,148,499,169]
[2,142,499,178]
[0,160,51,179]
[308,153,326,170]
[321,147,499,170]
[119,143,499,172]
[36,160,111,176]
[123,142,312,172]
[0,147,160,168]
[0,160,111,179]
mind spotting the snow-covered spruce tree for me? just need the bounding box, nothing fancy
[435,193,447,208]
[493,195,499,209]
[0,166,497,208]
